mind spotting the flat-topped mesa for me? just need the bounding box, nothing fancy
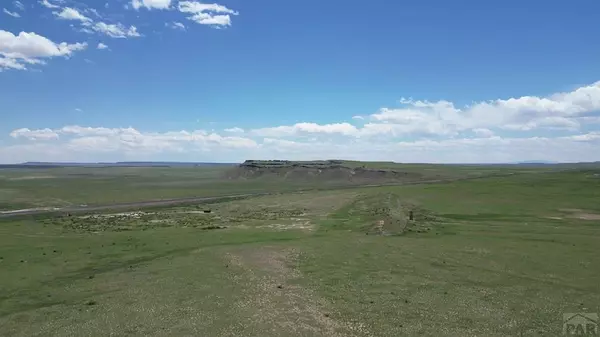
[226,160,424,184]
[241,160,345,169]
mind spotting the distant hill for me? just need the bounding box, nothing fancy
[514,160,560,165]
[224,160,426,184]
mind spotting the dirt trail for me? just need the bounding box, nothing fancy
[221,247,370,337]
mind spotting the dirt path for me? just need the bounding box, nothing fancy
[221,247,370,337]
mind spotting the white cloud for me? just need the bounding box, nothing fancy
[0,30,87,71]
[502,117,580,131]
[3,8,21,17]
[566,132,600,142]
[132,0,171,10]
[251,120,456,139]
[3,82,600,163]
[79,27,95,35]
[178,1,238,26]
[39,0,60,9]
[85,7,102,18]
[5,126,257,161]
[252,122,359,137]
[10,128,60,141]
[4,126,600,164]
[166,22,186,30]
[0,56,26,70]
[352,116,364,120]
[86,22,141,38]
[13,1,25,11]
[365,82,600,136]
[472,128,494,138]
[53,7,92,22]
[241,82,600,140]
[60,125,137,137]
[224,127,244,133]
[0,31,87,58]
[190,13,231,26]
[97,42,108,50]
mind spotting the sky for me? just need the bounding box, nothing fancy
[1,0,600,164]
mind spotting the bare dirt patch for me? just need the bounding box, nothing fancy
[79,211,154,219]
[0,207,60,215]
[223,247,369,337]
[575,213,600,220]
[558,209,600,221]
[259,220,314,231]
[8,175,56,181]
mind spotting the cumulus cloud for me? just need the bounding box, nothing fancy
[3,82,600,163]
[6,126,258,161]
[132,0,171,10]
[3,8,20,17]
[39,0,60,9]
[0,30,87,71]
[0,56,26,70]
[97,42,108,50]
[53,7,92,22]
[4,125,600,164]
[51,5,139,40]
[10,128,60,141]
[31,125,257,150]
[85,22,141,38]
[370,82,600,135]
[248,82,600,139]
[178,1,238,26]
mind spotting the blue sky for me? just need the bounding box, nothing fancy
[1,0,600,163]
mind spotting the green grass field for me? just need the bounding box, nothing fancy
[0,166,284,210]
[0,163,540,211]
[1,165,599,336]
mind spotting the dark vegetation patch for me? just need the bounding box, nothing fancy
[40,202,309,233]
[323,192,440,235]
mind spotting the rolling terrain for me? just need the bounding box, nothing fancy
[0,162,599,336]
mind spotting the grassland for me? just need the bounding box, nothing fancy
[0,166,311,211]
[1,164,599,336]
[0,162,545,212]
